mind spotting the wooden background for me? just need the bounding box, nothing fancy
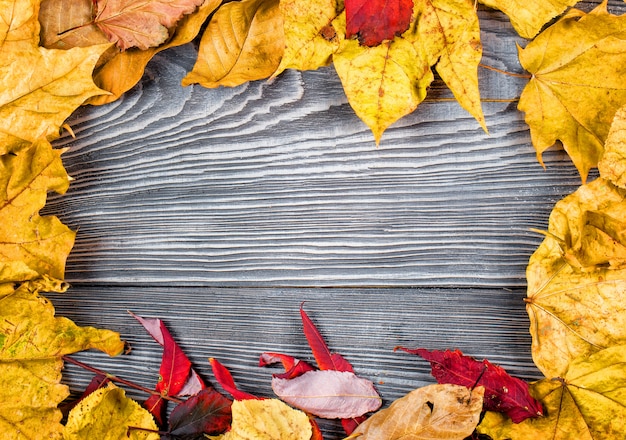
[45,2,623,437]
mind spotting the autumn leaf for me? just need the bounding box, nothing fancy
[0,0,109,153]
[182,0,284,88]
[347,384,484,440]
[526,178,626,377]
[0,281,124,439]
[259,352,316,379]
[345,0,414,47]
[0,140,75,283]
[64,383,159,440]
[517,1,626,183]
[478,346,626,440]
[272,370,382,419]
[163,387,232,439]
[478,0,578,39]
[93,0,205,50]
[397,347,543,423]
[210,357,262,400]
[219,398,312,440]
[599,104,626,189]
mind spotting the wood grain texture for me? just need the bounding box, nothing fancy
[42,3,626,439]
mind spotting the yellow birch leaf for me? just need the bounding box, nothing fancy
[479,346,626,440]
[0,281,124,440]
[415,0,486,132]
[182,0,283,88]
[348,384,484,440]
[0,140,75,283]
[221,399,312,440]
[0,0,110,153]
[517,1,626,183]
[333,37,434,144]
[64,383,159,440]
[273,0,342,75]
[599,104,626,189]
[526,178,626,377]
[478,0,578,39]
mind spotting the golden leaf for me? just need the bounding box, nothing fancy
[526,178,626,377]
[0,281,124,439]
[478,0,578,39]
[64,383,159,440]
[0,0,109,153]
[478,346,626,440]
[0,140,75,283]
[182,0,284,88]
[220,399,312,440]
[598,104,626,189]
[348,384,484,440]
[39,0,111,50]
[517,1,626,183]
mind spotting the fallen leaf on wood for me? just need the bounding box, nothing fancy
[300,305,353,372]
[478,346,626,440]
[182,0,284,88]
[345,0,414,47]
[397,347,542,423]
[163,387,232,439]
[348,384,484,440]
[272,370,382,419]
[64,383,159,440]
[518,1,626,182]
[210,357,261,400]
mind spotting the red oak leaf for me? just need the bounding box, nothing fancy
[209,358,261,401]
[345,0,414,47]
[163,387,232,439]
[396,347,543,423]
[130,312,206,424]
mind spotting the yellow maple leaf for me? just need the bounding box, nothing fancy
[598,104,626,189]
[64,383,159,440]
[0,0,110,153]
[0,140,75,283]
[0,280,124,440]
[526,178,626,378]
[478,346,626,440]
[216,399,312,440]
[347,384,484,440]
[182,0,284,88]
[478,0,578,39]
[517,1,626,183]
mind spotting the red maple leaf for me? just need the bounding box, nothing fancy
[397,347,543,423]
[345,0,414,47]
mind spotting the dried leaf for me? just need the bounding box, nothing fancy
[478,346,626,440]
[599,104,626,189]
[348,384,484,440]
[517,2,626,182]
[164,387,232,439]
[209,357,261,400]
[0,0,109,153]
[527,178,626,377]
[182,0,283,88]
[221,398,312,440]
[478,0,578,39]
[300,305,353,372]
[0,140,75,283]
[64,383,159,440]
[345,0,414,47]
[398,348,543,423]
[39,0,111,50]
[0,281,124,439]
[259,352,316,379]
[271,370,382,419]
[94,0,205,50]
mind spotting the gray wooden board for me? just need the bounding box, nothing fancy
[42,3,625,438]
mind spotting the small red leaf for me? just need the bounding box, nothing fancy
[345,0,414,47]
[209,358,261,401]
[300,305,353,372]
[259,352,316,379]
[342,416,367,435]
[166,387,232,438]
[397,347,543,423]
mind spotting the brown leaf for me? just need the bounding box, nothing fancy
[348,384,484,440]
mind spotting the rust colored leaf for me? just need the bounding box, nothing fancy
[209,358,261,401]
[300,305,353,372]
[345,0,414,47]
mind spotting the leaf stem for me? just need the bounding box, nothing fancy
[62,355,183,404]
[479,63,531,79]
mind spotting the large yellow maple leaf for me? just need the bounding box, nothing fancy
[0,0,110,153]
[518,1,626,183]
